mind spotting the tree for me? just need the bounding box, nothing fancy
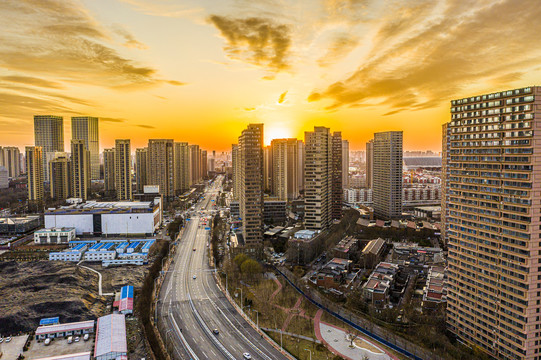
[234,253,249,268]
[240,259,262,275]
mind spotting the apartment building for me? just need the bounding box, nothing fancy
[372,131,403,219]
[71,116,99,180]
[115,140,132,201]
[71,140,90,201]
[271,138,299,201]
[445,86,541,360]
[34,115,64,181]
[26,146,44,203]
[148,139,174,199]
[174,142,190,195]
[135,148,148,193]
[49,152,70,200]
[103,148,115,197]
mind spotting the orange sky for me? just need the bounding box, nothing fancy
[2,0,541,152]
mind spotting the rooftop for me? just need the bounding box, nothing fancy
[94,314,127,357]
[33,352,91,360]
[35,320,95,336]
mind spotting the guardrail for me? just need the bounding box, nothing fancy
[273,266,425,360]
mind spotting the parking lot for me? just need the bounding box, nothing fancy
[24,335,94,359]
[0,335,27,360]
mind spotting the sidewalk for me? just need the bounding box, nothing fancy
[314,310,399,360]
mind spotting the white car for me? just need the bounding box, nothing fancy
[193,275,197,279]
[243,353,252,359]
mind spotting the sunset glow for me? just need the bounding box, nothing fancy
[1,0,541,151]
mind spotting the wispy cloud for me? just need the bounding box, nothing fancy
[277,91,288,104]
[100,117,126,123]
[136,124,155,129]
[112,24,148,50]
[309,0,541,113]
[208,15,292,74]
[1,76,64,89]
[119,0,204,18]
[317,33,359,67]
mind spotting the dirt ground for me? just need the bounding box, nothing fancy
[0,261,107,335]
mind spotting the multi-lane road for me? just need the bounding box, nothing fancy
[157,176,288,360]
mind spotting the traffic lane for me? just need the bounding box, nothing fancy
[170,304,228,360]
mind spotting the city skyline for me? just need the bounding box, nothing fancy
[2,0,541,151]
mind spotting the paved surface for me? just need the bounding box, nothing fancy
[158,176,289,360]
[314,310,398,360]
[0,335,26,360]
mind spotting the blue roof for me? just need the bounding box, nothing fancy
[89,242,104,251]
[40,317,60,326]
[120,285,134,299]
[116,242,129,250]
[141,240,155,250]
[100,242,114,250]
[127,242,140,249]
[73,243,87,251]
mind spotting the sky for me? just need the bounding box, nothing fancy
[2,0,541,152]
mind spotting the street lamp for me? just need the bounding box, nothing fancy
[304,349,312,360]
[236,287,243,309]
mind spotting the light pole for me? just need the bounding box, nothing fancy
[236,287,243,309]
[304,349,312,360]
[254,310,259,329]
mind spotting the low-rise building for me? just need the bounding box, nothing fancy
[44,199,161,236]
[332,236,359,260]
[422,266,447,311]
[0,166,8,189]
[263,199,287,225]
[94,314,127,360]
[361,262,399,307]
[34,227,76,244]
[0,215,41,234]
[392,243,444,265]
[361,238,386,268]
[35,320,95,340]
[316,258,354,290]
[34,353,92,360]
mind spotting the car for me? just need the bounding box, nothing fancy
[193,275,197,279]
[193,248,196,251]
[83,334,89,341]
[5,337,11,343]
[44,338,51,346]
[74,336,80,342]
[243,353,252,359]
[213,329,219,335]
[0,338,3,343]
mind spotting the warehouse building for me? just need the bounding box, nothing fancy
[34,227,76,244]
[94,314,127,360]
[35,320,95,340]
[34,353,91,360]
[113,285,134,315]
[0,215,41,234]
[44,199,162,236]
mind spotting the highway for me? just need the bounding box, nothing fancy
[157,175,289,360]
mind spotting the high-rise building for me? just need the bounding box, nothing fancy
[297,140,304,193]
[189,144,201,186]
[34,115,64,182]
[304,127,332,231]
[148,139,174,199]
[71,117,99,180]
[366,140,373,189]
[271,138,299,201]
[71,140,90,201]
[232,144,241,201]
[135,148,148,193]
[441,123,450,245]
[26,146,44,204]
[103,148,116,197]
[445,86,541,360]
[238,124,264,247]
[174,142,190,195]
[0,147,21,178]
[115,140,132,201]
[372,131,402,219]
[263,146,273,193]
[49,152,70,201]
[342,140,349,188]
[331,132,343,220]
[201,150,208,179]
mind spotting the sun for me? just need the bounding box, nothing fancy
[264,125,292,146]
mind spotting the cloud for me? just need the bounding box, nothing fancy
[112,24,148,50]
[0,0,180,89]
[208,15,292,73]
[308,0,541,112]
[317,33,360,67]
[136,124,155,129]
[166,80,187,86]
[244,107,256,111]
[1,75,63,89]
[119,0,204,18]
[100,117,126,123]
[277,91,288,104]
